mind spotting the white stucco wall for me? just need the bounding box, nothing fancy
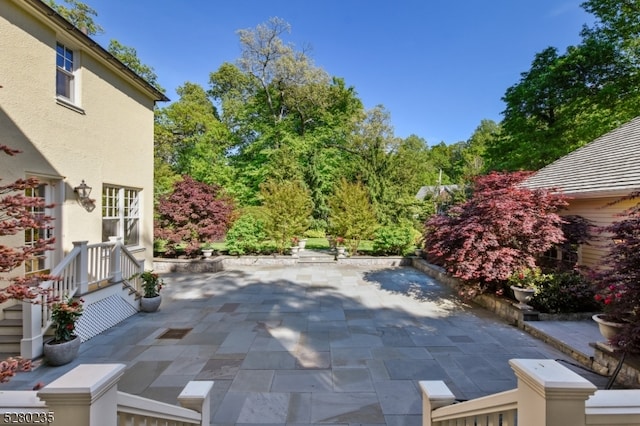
[0,1,157,271]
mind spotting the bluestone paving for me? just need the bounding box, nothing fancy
[2,263,611,425]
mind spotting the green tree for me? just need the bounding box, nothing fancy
[154,83,233,194]
[260,179,313,253]
[487,0,640,171]
[328,179,378,254]
[46,0,103,35]
[107,40,164,92]
[208,19,364,216]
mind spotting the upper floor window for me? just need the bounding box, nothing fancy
[56,42,75,101]
[102,185,140,246]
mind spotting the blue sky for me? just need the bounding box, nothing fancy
[88,1,592,145]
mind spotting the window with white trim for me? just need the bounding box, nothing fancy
[56,42,75,101]
[102,186,140,246]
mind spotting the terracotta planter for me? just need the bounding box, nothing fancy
[592,313,625,341]
[510,286,535,310]
[140,295,162,312]
[43,335,81,366]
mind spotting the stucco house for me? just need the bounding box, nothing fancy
[523,116,640,268]
[0,0,168,357]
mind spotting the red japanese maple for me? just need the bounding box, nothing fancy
[424,171,568,287]
[155,175,234,256]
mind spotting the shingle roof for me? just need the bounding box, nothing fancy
[416,185,460,200]
[523,116,640,197]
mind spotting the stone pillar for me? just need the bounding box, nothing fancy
[177,380,214,426]
[37,364,125,426]
[419,380,457,426]
[510,359,597,426]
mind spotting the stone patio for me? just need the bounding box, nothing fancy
[3,263,608,425]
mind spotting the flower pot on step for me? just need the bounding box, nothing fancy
[140,295,162,312]
[510,286,535,310]
[44,335,81,366]
[592,313,626,341]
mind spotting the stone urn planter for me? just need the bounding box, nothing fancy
[336,246,347,258]
[140,295,162,313]
[290,246,300,257]
[298,239,307,251]
[202,249,214,258]
[44,335,81,366]
[510,286,535,310]
[592,313,625,341]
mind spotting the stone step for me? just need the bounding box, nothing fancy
[297,258,337,264]
[3,304,23,320]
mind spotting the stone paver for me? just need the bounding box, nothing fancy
[3,263,609,425]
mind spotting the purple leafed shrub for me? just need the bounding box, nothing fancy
[590,190,640,353]
[424,171,568,291]
[155,175,234,256]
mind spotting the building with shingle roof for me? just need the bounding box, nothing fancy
[523,117,640,267]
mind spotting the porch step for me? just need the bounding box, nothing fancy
[3,304,23,320]
[0,335,20,354]
[0,319,22,335]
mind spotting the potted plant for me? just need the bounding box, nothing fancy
[137,270,164,313]
[201,242,215,258]
[43,295,84,366]
[508,267,546,310]
[335,237,347,258]
[290,237,300,257]
[298,237,307,251]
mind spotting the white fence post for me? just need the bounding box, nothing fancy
[108,236,123,283]
[177,380,214,426]
[37,364,125,426]
[74,241,89,295]
[419,381,457,426]
[510,359,597,426]
[20,301,43,359]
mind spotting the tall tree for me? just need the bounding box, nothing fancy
[487,0,640,171]
[154,82,233,198]
[107,40,164,92]
[45,0,103,35]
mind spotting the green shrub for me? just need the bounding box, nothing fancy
[373,223,415,255]
[303,229,326,239]
[225,215,267,255]
[530,272,600,314]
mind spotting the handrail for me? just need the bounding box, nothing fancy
[21,238,144,359]
[117,392,202,425]
[430,388,518,424]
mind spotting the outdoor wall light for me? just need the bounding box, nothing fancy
[74,180,95,212]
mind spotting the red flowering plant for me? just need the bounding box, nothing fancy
[50,295,84,343]
[590,190,640,353]
[138,270,163,298]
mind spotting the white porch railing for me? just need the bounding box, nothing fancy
[0,364,213,426]
[20,239,144,359]
[421,359,640,426]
